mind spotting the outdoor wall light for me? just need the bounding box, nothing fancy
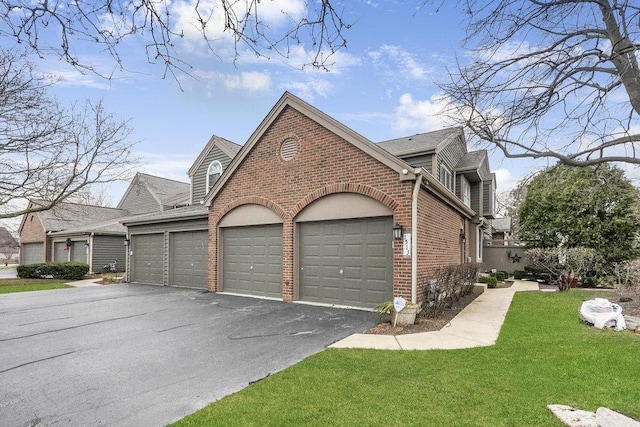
[124,237,130,246]
[393,223,403,240]
[459,232,466,242]
[84,241,90,248]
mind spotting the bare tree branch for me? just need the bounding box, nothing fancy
[0,49,138,220]
[0,1,351,80]
[437,0,640,166]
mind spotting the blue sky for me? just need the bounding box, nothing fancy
[10,1,579,206]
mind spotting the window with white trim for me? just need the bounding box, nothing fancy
[439,164,454,192]
[461,178,471,207]
[206,160,223,193]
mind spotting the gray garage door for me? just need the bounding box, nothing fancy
[132,234,164,284]
[170,230,208,288]
[299,217,393,309]
[70,241,87,263]
[22,243,44,265]
[53,242,67,262]
[222,224,282,298]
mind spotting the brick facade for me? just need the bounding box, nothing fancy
[207,103,472,305]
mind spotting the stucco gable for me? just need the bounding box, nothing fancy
[204,92,415,206]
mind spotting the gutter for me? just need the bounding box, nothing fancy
[411,172,423,304]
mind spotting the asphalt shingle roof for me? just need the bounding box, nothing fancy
[376,127,462,156]
[34,201,128,232]
[491,217,512,232]
[456,150,487,171]
[135,173,190,205]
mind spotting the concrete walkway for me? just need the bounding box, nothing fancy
[66,278,103,287]
[330,280,540,350]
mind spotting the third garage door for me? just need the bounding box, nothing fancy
[299,217,393,308]
[222,224,282,298]
[170,230,208,288]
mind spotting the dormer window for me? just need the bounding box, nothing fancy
[206,160,223,193]
[439,164,454,192]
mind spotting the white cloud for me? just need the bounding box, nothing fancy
[280,78,333,101]
[392,93,454,133]
[494,168,516,192]
[223,71,271,92]
[172,0,305,44]
[184,69,272,95]
[42,68,117,90]
[369,45,431,82]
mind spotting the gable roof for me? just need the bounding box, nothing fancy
[456,150,488,171]
[116,172,190,209]
[188,135,242,177]
[377,127,463,156]
[204,92,416,205]
[491,217,512,232]
[21,200,128,234]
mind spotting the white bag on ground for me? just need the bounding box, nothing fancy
[579,298,626,331]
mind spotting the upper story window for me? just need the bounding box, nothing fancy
[206,160,223,193]
[439,164,454,192]
[461,178,471,207]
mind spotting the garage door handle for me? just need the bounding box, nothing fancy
[339,269,343,275]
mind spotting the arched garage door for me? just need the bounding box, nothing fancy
[299,217,393,308]
[221,224,282,298]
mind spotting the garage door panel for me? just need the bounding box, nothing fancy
[300,217,393,309]
[22,243,44,265]
[170,230,208,288]
[132,234,164,284]
[222,224,282,299]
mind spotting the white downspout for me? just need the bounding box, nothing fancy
[411,172,423,304]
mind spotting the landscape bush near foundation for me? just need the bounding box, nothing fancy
[421,263,482,317]
[17,262,89,280]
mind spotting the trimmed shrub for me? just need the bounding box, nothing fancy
[513,270,525,280]
[17,262,89,280]
[420,263,483,317]
[479,275,498,288]
[491,270,509,281]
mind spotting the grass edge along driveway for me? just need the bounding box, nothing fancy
[0,278,71,294]
[173,291,640,427]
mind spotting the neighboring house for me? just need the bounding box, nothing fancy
[18,201,128,267]
[122,136,241,288]
[117,172,191,214]
[0,226,19,261]
[18,173,191,272]
[488,217,514,246]
[197,92,496,309]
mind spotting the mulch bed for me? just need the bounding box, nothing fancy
[365,292,480,335]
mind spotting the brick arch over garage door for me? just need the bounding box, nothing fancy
[217,203,285,299]
[294,191,396,309]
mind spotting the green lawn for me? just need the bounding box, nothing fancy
[173,291,640,427]
[0,278,72,294]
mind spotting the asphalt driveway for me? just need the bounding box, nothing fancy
[0,284,376,426]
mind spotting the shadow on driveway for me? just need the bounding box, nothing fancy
[0,284,376,426]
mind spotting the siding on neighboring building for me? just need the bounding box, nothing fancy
[438,137,466,170]
[191,146,235,203]
[400,154,433,172]
[470,182,481,214]
[118,181,160,215]
[92,235,127,272]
